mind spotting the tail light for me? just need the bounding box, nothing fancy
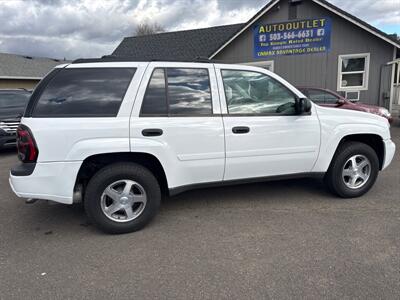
[16,125,38,163]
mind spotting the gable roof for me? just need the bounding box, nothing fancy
[112,0,399,61]
[111,23,244,60]
[0,53,65,79]
[209,0,400,58]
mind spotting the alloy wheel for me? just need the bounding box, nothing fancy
[342,154,371,189]
[100,180,147,222]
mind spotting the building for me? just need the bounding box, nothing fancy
[112,0,400,116]
[0,53,65,89]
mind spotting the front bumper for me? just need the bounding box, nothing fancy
[0,132,16,149]
[9,161,82,204]
[382,139,396,170]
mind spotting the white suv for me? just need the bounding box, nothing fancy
[9,60,396,233]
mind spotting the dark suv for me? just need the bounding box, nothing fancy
[0,89,31,150]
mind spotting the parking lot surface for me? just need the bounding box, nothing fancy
[0,127,399,299]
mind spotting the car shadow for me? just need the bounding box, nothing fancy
[163,177,331,208]
[13,177,333,236]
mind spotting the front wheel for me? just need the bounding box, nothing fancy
[325,141,379,198]
[84,162,161,234]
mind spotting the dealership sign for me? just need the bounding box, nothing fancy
[254,18,331,58]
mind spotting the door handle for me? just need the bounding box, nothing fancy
[232,126,250,134]
[142,128,163,137]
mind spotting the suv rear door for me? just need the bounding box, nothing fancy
[130,62,225,189]
[215,64,321,180]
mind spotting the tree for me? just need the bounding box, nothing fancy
[134,22,165,36]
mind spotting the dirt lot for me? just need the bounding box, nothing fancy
[0,127,399,299]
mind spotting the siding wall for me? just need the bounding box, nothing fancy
[0,79,39,90]
[215,0,395,105]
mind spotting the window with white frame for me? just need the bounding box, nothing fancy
[337,53,370,90]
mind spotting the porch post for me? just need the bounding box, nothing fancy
[388,47,396,113]
[397,59,400,105]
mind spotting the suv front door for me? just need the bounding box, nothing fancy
[215,64,321,181]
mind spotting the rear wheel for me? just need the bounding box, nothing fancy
[325,141,379,198]
[84,162,161,234]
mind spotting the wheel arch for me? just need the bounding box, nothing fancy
[330,133,385,170]
[75,152,169,199]
[312,114,390,174]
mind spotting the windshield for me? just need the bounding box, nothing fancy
[306,89,340,104]
[0,92,30,108]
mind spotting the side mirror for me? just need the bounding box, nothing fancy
[295,97,312,114]
[337,99,346,105]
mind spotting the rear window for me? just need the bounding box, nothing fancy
[32,68,136,117]
[0,92,30,108]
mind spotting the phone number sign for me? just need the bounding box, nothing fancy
[254,18,331,58]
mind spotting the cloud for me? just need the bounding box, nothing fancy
[0,0,398,60]
[0,35,117,60]
[330,0,400,26]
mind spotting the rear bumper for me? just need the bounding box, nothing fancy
[9,161,82,204]
[382,139,396,170]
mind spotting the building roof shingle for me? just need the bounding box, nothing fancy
[0,53,65,79]
[111,23,244,60]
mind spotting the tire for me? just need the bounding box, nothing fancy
[325,141,379,198]
[84,162,161,234]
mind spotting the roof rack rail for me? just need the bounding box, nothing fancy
[0,88,30,92]
[71,55,230,64]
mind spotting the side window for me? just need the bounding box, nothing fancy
[140,68,168,115]
[221,70,296,115]
[140,68,212,116]
[33,68,136,117]
[167,68,212,115]
[308,89,339,104]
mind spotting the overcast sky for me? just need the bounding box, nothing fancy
[0,0,399,60]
